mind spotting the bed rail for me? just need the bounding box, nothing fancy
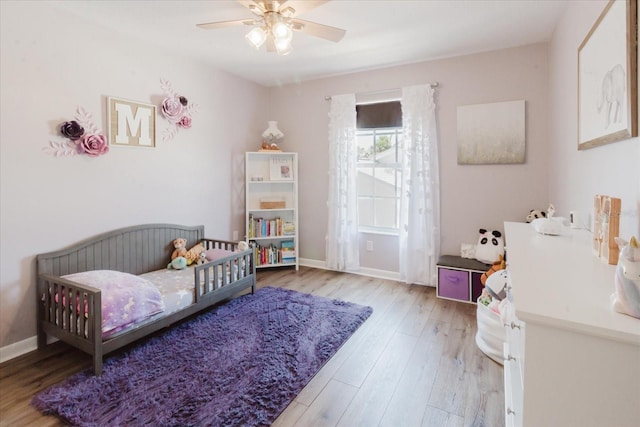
[37,274,102,370]
[194,239,255,301]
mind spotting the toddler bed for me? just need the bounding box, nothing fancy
[36,223,255,376]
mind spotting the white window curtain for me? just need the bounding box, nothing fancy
[399,84,440,285]
[326,93,359,271]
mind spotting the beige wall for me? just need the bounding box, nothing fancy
[267,43,550,272]
[0,1,267,352]
[548,0,639,238]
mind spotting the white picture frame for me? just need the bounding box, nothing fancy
[269,157,293,181]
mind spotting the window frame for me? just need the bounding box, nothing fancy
[356,126,403,235]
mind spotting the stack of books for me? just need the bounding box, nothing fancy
[281,239,296,264]
[282,222,295,236]
[251,240,296,266]
[248,215,284,238]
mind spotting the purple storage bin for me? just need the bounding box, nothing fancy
[471,272,484,302]
[438,268,470,301]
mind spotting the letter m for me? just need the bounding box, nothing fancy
[115,102,152,146]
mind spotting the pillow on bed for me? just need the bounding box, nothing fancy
[205,248,234,261]
[61,270,165,337]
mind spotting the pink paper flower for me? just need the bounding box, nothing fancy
[79,134,109,157]
[177,115,192,129]
[161,97,184,123]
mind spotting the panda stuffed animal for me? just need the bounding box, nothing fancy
[526,209,546,223]
[474,229,505,264]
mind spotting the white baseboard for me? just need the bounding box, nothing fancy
[0,335,59,364]
[299,258,403,282]
[0,336,37,364]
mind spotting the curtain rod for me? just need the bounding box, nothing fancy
[324,82,439,101]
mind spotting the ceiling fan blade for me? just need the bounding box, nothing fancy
[197,19,256,30]
[236,0,266,15]
[291,18,346,42]
[283,1,329,16]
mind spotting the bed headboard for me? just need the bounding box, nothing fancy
[37,224,205,277]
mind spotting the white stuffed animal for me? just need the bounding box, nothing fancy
[611,236,640,319]
[474,229,504,264]
[197,251,207,266]
[485,269,509,301]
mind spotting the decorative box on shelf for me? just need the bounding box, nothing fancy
[259,198,286,209]
[436,255,490,303]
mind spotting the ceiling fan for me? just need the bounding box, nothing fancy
[197,0,346,55]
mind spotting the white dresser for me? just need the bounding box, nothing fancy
[503,221,640,427]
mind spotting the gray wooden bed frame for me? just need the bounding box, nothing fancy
[36,223,256,376]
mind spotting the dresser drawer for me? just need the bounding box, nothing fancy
[437,268,470,301]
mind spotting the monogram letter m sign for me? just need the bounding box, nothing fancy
[108,97,156,148]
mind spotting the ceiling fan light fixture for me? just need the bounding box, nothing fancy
[271,21,292,41]
[274,37,292,56]
[197,1,346,56]
[245,26,267,50]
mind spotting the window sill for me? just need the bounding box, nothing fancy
[358,228,399,237]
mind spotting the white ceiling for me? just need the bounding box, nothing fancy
[51,0,568,87]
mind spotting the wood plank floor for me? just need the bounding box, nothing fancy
[0,267,504,427]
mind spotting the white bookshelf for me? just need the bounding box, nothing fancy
[245,151,299,270]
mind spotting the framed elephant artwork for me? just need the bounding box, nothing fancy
[578,0,637,150]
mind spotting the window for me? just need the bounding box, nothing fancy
[356,101,402,233]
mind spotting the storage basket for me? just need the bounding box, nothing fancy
[260,200,286,209]
[475,301,506,365]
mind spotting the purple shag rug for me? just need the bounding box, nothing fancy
[32,286,372,427]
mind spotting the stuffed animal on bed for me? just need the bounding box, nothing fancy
[184,243,205,266]
[197,251,207,266]
[474,229,505,264]
[171,238,188,260]
[170,238,205,266]
[167,256,187,270]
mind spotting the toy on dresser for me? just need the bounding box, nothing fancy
[530,203,564,235]
[611,236,640,319]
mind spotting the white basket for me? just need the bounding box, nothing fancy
[475,301,506,365]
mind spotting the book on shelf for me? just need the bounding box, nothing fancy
[251,242,296,266]
[282,222,295,235]
[248,216,285,238]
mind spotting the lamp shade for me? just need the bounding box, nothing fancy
[262,121,284,140]
[272,22,293,41]
[245,27,267,50]
[274,37,293,56]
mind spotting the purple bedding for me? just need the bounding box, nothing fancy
[60,270,165,338]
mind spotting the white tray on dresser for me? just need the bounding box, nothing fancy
[503,221,640,427]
